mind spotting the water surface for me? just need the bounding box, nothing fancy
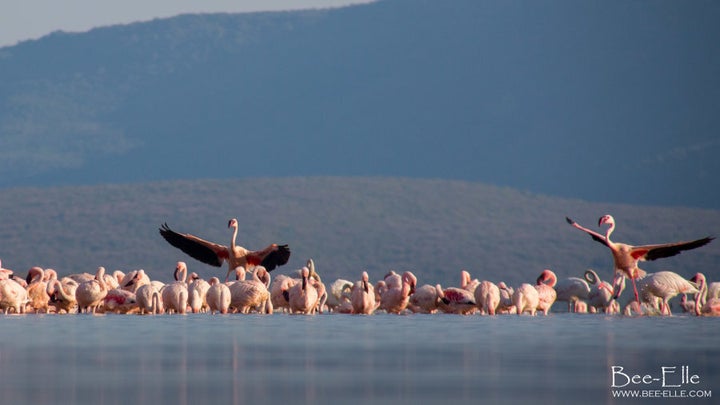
[0,313,717,404]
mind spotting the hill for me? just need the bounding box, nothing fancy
[0,177,717,288]
[0,0,719,208]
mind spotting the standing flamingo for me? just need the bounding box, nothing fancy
[350,271,377,315]
[584,269,618,314]
[378,271,417,314]
[534,270,557,315]
[206,277,232,314]
[136,283,163,314]
[554,275,590,313]
[229,266,272,314]
[512,283,539,316]
[566,215,713,303]
[0,277,28,314]
[635,271,699,316]
[25,267,50,313]
[159,219,290,279]
[691,273,720,316]
[188,273,211,313]
[75,267,109,314]
[475,280,500,315]
[162,262,190,314]
[288,266,319,314]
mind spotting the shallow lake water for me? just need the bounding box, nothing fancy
[0,313,717,404]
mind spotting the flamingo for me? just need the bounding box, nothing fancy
[75,267,109,314]
[512,283,539,316]
[0,277,28,314]
[534,270,558,315]
[288,266,319,314]
[408,284,441,314]
[103,288,138,314]
[584,269,618,314]
[270,273,297,313]
[633,271,699,315]
[161,262,190,314]
[229,266,272,314]
[120,269,151,293]
[327,278,354,312]
[554,275,590,313]
[378,271,417,314]
[159,219,291,280]
[436,284,476,314]
[25,267,50,313]
[188,272,210,313]
[566,215,713,302]
[460,270,480,294]
[350,271,378,315]
[497,282,516,314]
[474,280,500,315]
[689,274,720,317]
[136,283,163,314]
[46,276,78,314]
[206,277,232,314]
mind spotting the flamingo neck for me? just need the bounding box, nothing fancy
[695,278,707,316]
[230,224,239,250]
[605,222,615,243]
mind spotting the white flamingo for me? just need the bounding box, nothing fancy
[554,275,590,313]
[136,283,163,314]
[635,271,699,316]
[229,267,272,314]
[188,272,210,313]
[0,277,28,314]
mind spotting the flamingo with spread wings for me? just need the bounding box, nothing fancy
[159,218,290,279]
[566,215,713,303]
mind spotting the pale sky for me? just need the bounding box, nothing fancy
[0,0,375,48]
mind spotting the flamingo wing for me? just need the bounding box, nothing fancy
[631,236,714,261]
[566,217,609,247]
[259,244,291,271]
[159,223,229,267]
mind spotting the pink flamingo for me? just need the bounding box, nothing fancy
[378,271,417,314]
[554,275,590,313]
[566,215,713,303]
[474,280,500,315]
[161,262,189,314]
[408,284,441,314]
[288,266,319,314]
[25,267,50,313]
[206,277,231,314]
[512,283,539,316]
[535,269,558,315]
[436,284,476,314]
[229,266,272,314]
[690,273,720,316]
[350,271,378,315]
[75,267,108,314]
[159,219,290,278]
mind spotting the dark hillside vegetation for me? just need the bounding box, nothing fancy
[0,177,717,287]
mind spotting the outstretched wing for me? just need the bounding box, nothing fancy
[566,217,610,247]
[260,244,291,271]
[159,223,228,267]
[631,236,714,261]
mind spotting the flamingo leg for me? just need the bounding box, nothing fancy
[631,278,640,303]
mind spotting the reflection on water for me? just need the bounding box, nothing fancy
[0,314,717,404]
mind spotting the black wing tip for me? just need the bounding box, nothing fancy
[566,217,575,225]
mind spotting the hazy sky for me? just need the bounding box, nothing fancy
[0,0,375,48]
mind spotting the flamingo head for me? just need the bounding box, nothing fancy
[174,262,187,281]
[690,272,706,286]
[403,271,417,295]
[598,215,615,228]
[228,218,238,229]
[536,269,557,287]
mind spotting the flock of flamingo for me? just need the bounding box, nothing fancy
[0,215,716,317]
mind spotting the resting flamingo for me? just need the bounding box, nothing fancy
[75,267,109,314]
[460,270,480,294]
[136,283,163,314]
[408,284,441,314]
[229,266,272,314]
[46,275,78,314]
[188,272,210,313]
[159,219,290,280]
[496,282,516,314]
[566,215,713,303]
[436,284,476,314]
